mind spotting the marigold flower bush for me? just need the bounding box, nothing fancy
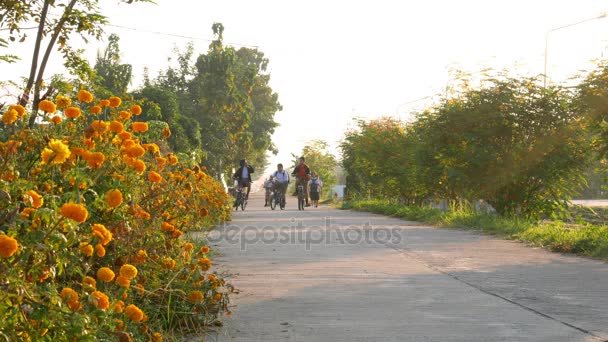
[0,91,232,341]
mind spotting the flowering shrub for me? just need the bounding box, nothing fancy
[0,90,232,341]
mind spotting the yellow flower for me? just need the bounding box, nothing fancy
[78,90,94,103]
[9,104,26,117]
[162,258,176,270]
[95,244,105,257]
[79,242,94,257]
[142,143,160,154]
[131,122,148,133]
[38,100,56,113]
[109,96,121,107]
[105,189,123,208]
[162,127,171,138]
[0,234,18,258]
[131,105,142,115]
[2,109,18,125]
[64,106,81,119]
[148,171,163,183]
[25,190,44,208]
[83,276,96,289]
[109,120,124,133]
[90,105,102,115]
[97,267,115,282]
[41,139,71,165]
[119,264,138,280]
[125,304,144,322]
[99,99,110,107]
[188,291,204,303]
[60,202,88,223]
[184,243,194,252]
[55,95,71,108]
[91,291,110,310]
[50,115,62,124]
[92,223,112,246]
[115,275,130,288]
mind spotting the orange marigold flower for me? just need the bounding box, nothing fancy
[162,258,176,270]
[99,99,110,107]
[212,293,222,301]
[117,131,132,140]
[20,207,35,219]
[119,110,131,121]
[131,122,148,133]
[79,242,94,257]
[151,332,162,342]
[92,223,112,246]
[171,229,183,238]
[115,275,130,288]
[119,264,138,280]
[38,100,56,113]
[50,115,62,124]
[90,105,102,115]
[109,96,121,107]
[83,276,96,289]
[0,234,19,258]
[161,221,175,232]
[198,258,212,271]
[86,151,105,169]
[130,105,142,115]
[9,104,26,117]
[55,95,71,108]
[109,120,124,133]
[148,171,163,183]
[64,106,81,119]
[60,202,88,223]
[188,291,204,303]
[162,127,171,138]
[124,144,145,158]
[97,267,115,282]
[112,173,125,181]
[132,159,146,174]
[91,290,110,310]
[25,190,44,208]
[167,153,178,165]
[125,304,144,322]
[113,300,125,313]
[2,109,18,125]
[60,287,80,310]
[106,189,123,208]
[184,243,194,252]
[78,90,94,103]
[200,246,210,254]
[142,143,160,154]
[95,244,106,257]
[91,120,108,133]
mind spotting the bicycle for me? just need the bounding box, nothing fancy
[233,184,247,211]
[297,183,305,210]
[270,182,285,210]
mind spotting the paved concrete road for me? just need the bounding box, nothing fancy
[195,192,608,342]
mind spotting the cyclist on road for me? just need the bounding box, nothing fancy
[263,175,275,207]
[272,163,290,207]
[233,159,254,200]
[292,156,311,207]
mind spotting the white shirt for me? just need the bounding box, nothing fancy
[273,170,289,183]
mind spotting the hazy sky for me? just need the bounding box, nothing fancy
[2,0,608,175]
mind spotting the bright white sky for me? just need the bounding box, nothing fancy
[2,0,608,176]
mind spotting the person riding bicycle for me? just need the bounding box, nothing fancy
[233,159,254,200]
[272,163,290,207]
[292,156,311,207]
[263,175,275,207]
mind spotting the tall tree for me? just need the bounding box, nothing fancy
[0,0,153,126]
[93,33,132,97]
